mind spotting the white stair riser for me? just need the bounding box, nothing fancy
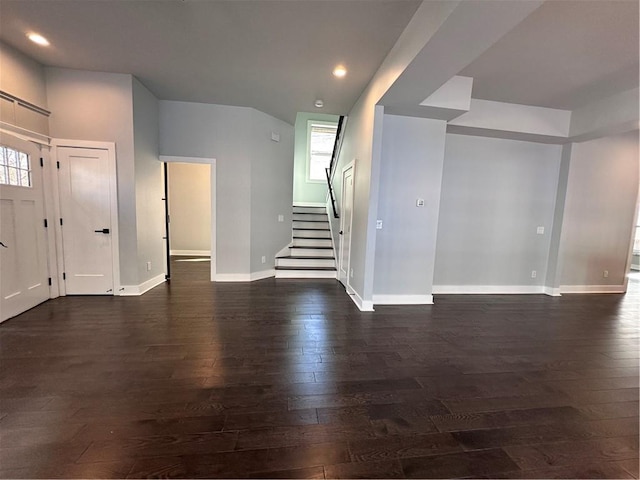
[276,258,335,268]
[293,221,329,230]
[289,248,334,257]
[292,213,328,222]
[293,207,326,214]
[276,270,337,279]
[293,230,331,239]
[292,238,332,247]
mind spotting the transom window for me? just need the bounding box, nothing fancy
[308,122,338,182]
[0,146,32,187]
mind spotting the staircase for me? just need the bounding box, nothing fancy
[275,206,337,278]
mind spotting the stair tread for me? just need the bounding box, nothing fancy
[290,246,333,249]
[279,255,335,260]
[275,266,337,271]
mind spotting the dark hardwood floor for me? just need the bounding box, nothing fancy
[1,259,638,479]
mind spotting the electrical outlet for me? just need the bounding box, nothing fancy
[376,220,383,230]
[416,198,425,207]
[146,261,152,271]
[350,268,354,278]
[603,270,609,278]
[531,270,537,278]
[536,226,544,235]
[278,214,284,222]
[261,256,266,264]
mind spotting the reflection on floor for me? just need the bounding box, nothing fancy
[0,265,638,478]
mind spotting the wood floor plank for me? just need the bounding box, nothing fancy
[0,259,638,478]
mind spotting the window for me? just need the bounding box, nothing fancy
[308,122,338,181]
[0,146,31,187]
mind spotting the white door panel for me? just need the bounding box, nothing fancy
[0,138,49,322]
[338,165,354,287]
[58,147,114,294]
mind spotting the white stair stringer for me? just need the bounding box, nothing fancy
[276,205,337,279]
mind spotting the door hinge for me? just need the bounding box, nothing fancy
[56,161,60,169]
[44,219,48,228]
[63,272,66,280]
[48,277,52,286]
[40,157,44,167]
[60,218,63,226]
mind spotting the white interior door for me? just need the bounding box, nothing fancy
[58,146,114,294]
[0,135,49,322]
[338,164,354,287]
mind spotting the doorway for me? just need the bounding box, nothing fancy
[338,161,355,288]
[161,157,216,281]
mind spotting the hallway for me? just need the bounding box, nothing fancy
[0,261,638,478]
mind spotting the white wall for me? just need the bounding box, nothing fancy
[159,100,294,277]
[0,42,47,108]
[434,134,562,289]
[250,109,294,273]
[293,112,338,205]
[168,162,211,254]
[373,115,446,302]
[560,130,639,289]
[132,78,164,284]
[45,68,139,285]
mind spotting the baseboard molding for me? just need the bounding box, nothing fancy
[432,285,545,295]
[543,286,562,297]
[293,202,325,207]
[373,294,434,305]
[118,273,166,296]
[250,269,276,281]
[170,250,211,256]
[349,289,374,312]
[560,284,626,294]
[215,270,275,282]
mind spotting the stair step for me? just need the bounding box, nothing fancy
[288,247,334,257]
[276,257,335,268]
[275,268,337,279]
[293,206,326,214]
[292,213,328,222]
[292,237,333,247]
[293,229,331,239]
[293,221,329,230]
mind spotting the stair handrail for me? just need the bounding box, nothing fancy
[325,115,346,219]
[326,166,339,219]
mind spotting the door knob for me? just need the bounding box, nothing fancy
[94,228,110,234]
[339,231,343,235]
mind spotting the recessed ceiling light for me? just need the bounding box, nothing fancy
[314,99,324,108]
[27,32,50,46]
[333,65,347,78]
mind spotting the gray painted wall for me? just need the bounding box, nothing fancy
[132,77,164,284]
[560,130,639,287]
[158,100,294,276]
[434,134,562,287]
[250,110,294,272]
[0,41,48,108]
[45,68,139,286]
[292,112,338,205]
[374,114,446,298]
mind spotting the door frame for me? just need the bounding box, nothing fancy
[160,155,217,281]
[51,139,120,296]
[338,159,355,290]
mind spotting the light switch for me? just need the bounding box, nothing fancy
[278,214,284,222]
[536,226,544,235]
[271,132,280,142]
[376,220,383,230]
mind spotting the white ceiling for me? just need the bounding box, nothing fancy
[460,0,639,110]
[0,0,421,124]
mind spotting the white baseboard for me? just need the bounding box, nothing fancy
[631,264,640,271]
[170,250,211,256]
[543,286,562,297]
[118,273,166,296]
[250,269,276,281]
[372,294,434,305]
[293,202,325,207]
[215,270,275,282]
[560,284,626,294]
[432,285,545,295]
[349,289,374,312]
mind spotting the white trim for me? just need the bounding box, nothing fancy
[305,119,339,183]
[0,125,50,147]
[338,159,355,289]
[560,285,626,294]
[293,202,325,207]
[118,274,166,296]
[349,289,374,312]
[170,250,211,256]
[250,269,276,281]
[543,286,562,297]
[373,294,434,305]
[275,270,337,279]
[51,139,120,296]
[160,155,215,165]
[432,285,545,295]
[215,273,251,282]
